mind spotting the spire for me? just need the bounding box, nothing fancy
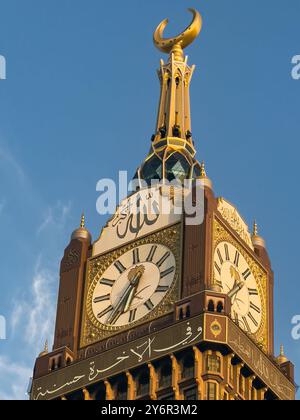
[200,161,207,178]
[252,219,266,248]
[276,344,288,365]
[153,8,202,63]
[253,220,258,237]
[71,212,92,243]
[198,160,213,190]
[137,9,204,186]
[80,213,85,228]
[39,340,49,357]
[152,10,203,147]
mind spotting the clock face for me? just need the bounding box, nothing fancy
[90,243,176,328]
[214,241,262,334]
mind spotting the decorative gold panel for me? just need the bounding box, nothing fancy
[80,223,182,347]
[213,218,268,352]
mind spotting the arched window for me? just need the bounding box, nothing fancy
[181,354,195,379]
[207,354,221,373]
[50,359,56,371]
[115,378,128,400]
[136,369,150,397]
[217,301,224,313]
[208,300,215,312]
[159,363,172,389]
[179,308,184,320]
[206,382,217,400]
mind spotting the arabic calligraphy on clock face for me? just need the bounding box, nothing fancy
[112,194,159,240]
[89,243,176,328]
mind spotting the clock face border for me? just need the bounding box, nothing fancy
[80,223,182,347]
[213,217,268,350]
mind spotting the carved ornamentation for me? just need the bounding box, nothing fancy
[213,218,268,351]
[80,223,182,347]
[217,198,254,251]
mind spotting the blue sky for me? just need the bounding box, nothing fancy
[0,0,300,399]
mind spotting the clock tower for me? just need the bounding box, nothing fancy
[30,9,296,400]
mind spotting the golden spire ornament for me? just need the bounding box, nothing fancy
[137,8,205,186]
[200,161,207,178]
[80,213,85,229]
[253,220,258,237]
[38,340,49,357]
[276,344,288,365]
[251,220,266,248]
[153,8,202,61]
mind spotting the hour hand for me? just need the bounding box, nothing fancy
[228,281,245,299]
[107,265,145,325]
[123,266,145,313]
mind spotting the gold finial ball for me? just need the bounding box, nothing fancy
[200,161,207,178]
[71,213,92,242]
[252,220,266,248]
[153,8,202,61]
[276,345,288,365]
[39,340,49,357]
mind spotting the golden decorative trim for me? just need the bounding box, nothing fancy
[80,223,182,347]
[213,218,268,352]
[210,319,222,339]
[217,198,254,251]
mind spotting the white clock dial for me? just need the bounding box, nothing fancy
[91,243,176,327]
[214,241,262,334]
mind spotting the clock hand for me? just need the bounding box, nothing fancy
[124,266,145,313]
[228,281,245,300]
[107,266,145,324]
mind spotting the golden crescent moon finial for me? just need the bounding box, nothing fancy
[153,8,202,60]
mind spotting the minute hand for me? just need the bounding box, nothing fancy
[228,281,245,299]
[107,271,143,325]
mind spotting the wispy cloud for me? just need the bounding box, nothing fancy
[0,356,32,400]
[0,145,26,184]
[36,200,72,236]
[11,256,57,348]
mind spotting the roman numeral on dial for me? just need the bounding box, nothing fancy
[93,294,110,304]
[129,308,137,323]
[234,251,240,267]
[248,288,258,296]
[99,278,115,287]
[224,244,230,261]
[242,269,251,280]
[242,316,251,333]
[114,261,126,274]
[248,313,259,328]
[217,249,224,265]
[156,285,169,293]
[214,262,221,276]
[146,245,157,262]
[157,252,171,268]
[97,305,114,319]
[133,248,140,265]
[250,302,261,314]
[144,299,155,311]
[160,266,175,279]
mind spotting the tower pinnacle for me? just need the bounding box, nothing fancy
[136,9,203,186]
[153,9,202,62]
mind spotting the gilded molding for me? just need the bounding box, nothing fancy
[80,223,182,347]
